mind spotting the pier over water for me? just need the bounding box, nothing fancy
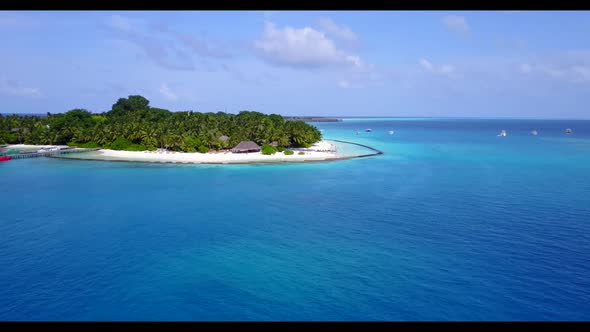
[5,148,101,160]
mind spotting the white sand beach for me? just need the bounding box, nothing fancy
[96,140,339,163]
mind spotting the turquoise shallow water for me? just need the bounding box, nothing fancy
[1,118,590,321]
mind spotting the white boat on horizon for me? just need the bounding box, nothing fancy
[497,130,507,137]
[566,128,573,134]
[389,130,395,135]
[532,130,538,136]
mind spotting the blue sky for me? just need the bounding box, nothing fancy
[2,10,590,118]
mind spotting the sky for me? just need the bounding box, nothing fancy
[1,10,590,118]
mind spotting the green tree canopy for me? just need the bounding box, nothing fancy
[0,95,322,152]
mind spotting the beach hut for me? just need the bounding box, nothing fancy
[231,141,261,153]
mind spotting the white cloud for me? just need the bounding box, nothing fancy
[540,66,566,79]
[106,15,232,71]
[253,21,368,70]
[538,64,590,83]
[419,58,455,77]
[107,15,194,71]
[316,17,358,46]
[175,32,232,59]
[572,66,590,82]
[159,83,178,101]
[338,80,350,89]
[440,65,455,74]
[419,59,434,71]
[442,15,470,36]
[346,55,363,68]
[0,78,41,98]
[514,51,590,85]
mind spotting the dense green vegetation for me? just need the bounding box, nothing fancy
[67,141,100,148]
[298,151,305,155]
[283,149,294,155]
[261,144,277,155]
[0,95,322,152]
[104,138,147,151]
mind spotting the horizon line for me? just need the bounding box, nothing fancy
[2,112,589,121]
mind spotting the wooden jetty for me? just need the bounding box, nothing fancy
[8,148,100,159]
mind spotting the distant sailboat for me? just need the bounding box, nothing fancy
[389,130,395,135]
[531,130,538,136]
[497,130,507,137]
[565,128,573,134]
[365,128,372,132]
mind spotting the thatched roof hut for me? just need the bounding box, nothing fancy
[231,141,261,153]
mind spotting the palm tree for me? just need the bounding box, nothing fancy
[139,125,158,148]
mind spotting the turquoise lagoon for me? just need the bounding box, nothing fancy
[1,118,589,320]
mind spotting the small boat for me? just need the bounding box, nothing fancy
[365,129,372,132]
[531,130,538,136]
[497,130,507,137]
[0,156,11,162]
[565,128,573,134]
[389,130,395,135]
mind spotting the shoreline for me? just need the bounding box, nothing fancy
[44,140,383,165]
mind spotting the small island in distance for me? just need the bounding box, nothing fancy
[0,95,380,164]
[285,116,343,122]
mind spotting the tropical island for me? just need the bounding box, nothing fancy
[285,116,343,122]
[1,95,371,164]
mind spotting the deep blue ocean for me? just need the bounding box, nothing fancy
[1,118,589,321]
